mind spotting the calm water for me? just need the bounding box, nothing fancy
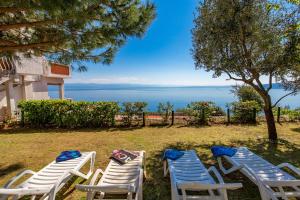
[49,84,300,111]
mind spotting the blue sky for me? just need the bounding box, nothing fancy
[68,0,234,86]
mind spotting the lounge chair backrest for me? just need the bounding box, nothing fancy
[217,147,300,200]
[230,147,295,181]
[76,151,145,200]
[164,150,242,200]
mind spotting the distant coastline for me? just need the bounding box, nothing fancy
[49,83,283,91]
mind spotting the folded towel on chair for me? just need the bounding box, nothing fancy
[56,150,81,162]
[211,146,237,157]
[163,149,184,160]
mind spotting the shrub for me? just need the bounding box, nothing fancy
[185,101,224,125]
[157,102,174,123]
[231,85,263,108]
[273,107,300,121]
[231,100,261,123]
[121,102,148,126]
[18,100,120,128]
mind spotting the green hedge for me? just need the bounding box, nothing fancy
[18,100,120,128]
[231,100,261,123]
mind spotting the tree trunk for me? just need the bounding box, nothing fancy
[264,104,278,142]
[246,83,278,142]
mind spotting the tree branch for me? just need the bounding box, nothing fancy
[0,39,16,45]
[0,41,60,52]
[224,71,245,81]
[0,7,28,13]
[257,78,266,90]
[266,71,273,92]
[0,20,56,31]
[272,91,298,108]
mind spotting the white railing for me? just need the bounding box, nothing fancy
[0,57,16,78]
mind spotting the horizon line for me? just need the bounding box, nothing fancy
[62,82,280,87]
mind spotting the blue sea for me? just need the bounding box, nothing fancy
[48,84,300,111]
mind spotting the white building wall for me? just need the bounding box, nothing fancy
[31,78,50,100]
[0,91,7,121]
[14,55,47,75]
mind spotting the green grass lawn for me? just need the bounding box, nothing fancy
[0,123,300,200]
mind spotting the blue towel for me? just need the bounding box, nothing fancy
[56,150,81,162]
[211,146,237,157]
[163,149,184,160]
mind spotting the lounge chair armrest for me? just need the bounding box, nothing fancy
[0,187,50,196]
[76,184,135,193]
[89,169,104,186]
[3,170,36,188]
[263,180,300,187]
[69,169,93,180]
[217,157,244,175]
[277,163,300,176]
[178,182,243,191]
[208,166,225,184]
[163,160,169,177]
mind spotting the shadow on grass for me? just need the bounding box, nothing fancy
[144,138,300,200]
[291,127,300,133]
[0,126,146,135]
[56,176,86,200]
[0,163,24,178]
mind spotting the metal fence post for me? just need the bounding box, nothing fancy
[227,108,230,124]
[201,108,205,124]
[21,110,25,127]
[253,108,257,123]
[142,112,146,127]
[171,111,174,125]
[277,107,281,123]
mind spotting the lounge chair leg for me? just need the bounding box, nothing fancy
[143,151,147,179]
[87,191,95,200]
[48,188,56,200]
[258,186,270,200]
[127,192,133,200]
[220,189,228,200]
[99,192,105,199]
[30,196,36,200]
[163,160,168,177]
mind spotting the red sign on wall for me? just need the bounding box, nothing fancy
[51,63,70,76]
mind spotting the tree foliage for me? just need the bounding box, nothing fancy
[0,0,155,70]
[192,0,299,97]
[192,0,300,140]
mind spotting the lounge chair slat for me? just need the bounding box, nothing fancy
[103,179,137,184]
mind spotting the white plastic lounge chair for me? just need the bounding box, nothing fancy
[163,150,242,200]
[217,147,300,200]
[0,151,96,200]
[76,150,145,200]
